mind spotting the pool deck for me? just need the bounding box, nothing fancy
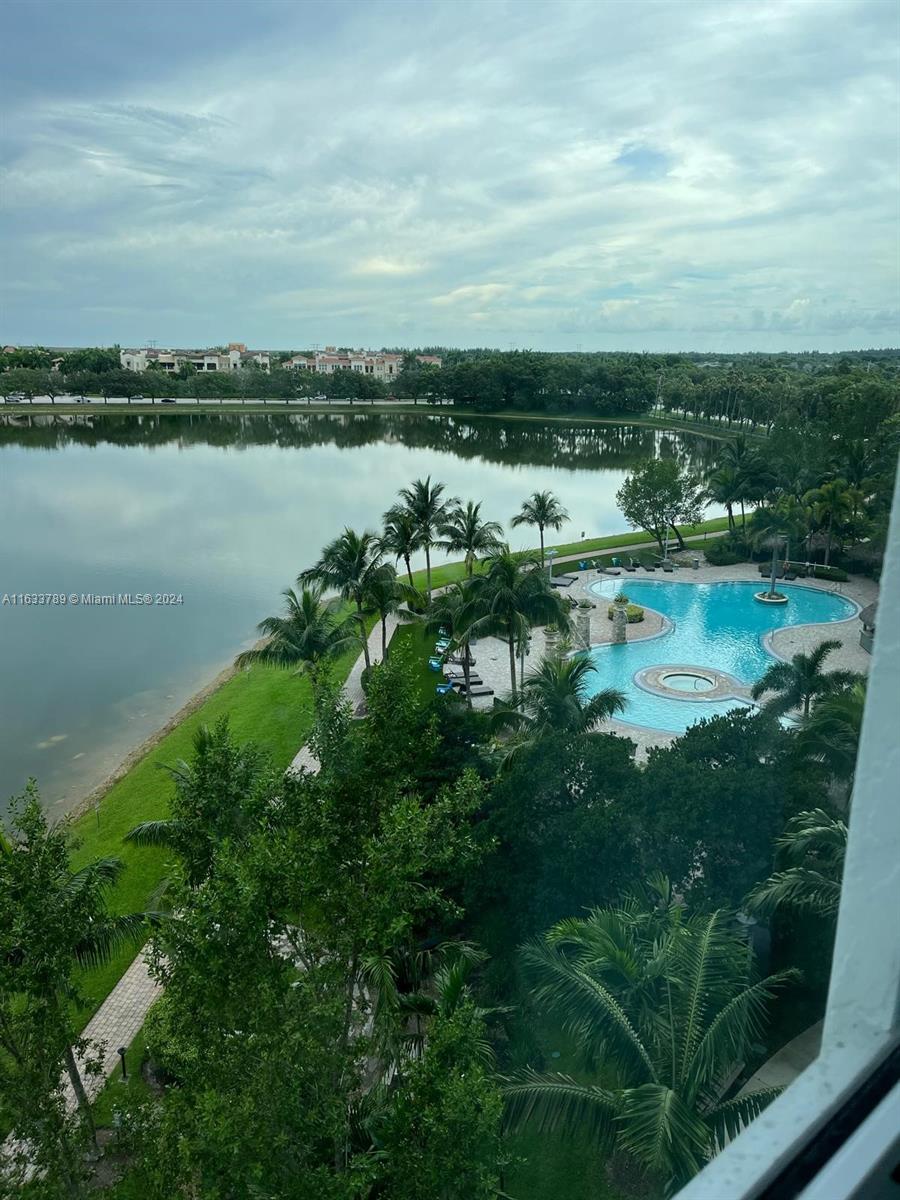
[469,561,877,756]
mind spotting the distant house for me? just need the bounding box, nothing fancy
[120,343,271,373]
[282,349,441,379]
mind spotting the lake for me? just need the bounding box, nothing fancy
[0,411,718,817]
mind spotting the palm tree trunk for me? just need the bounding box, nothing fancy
[726,502,735,532]
[539,526,545,567]
[425,544,432,599]
[403,554,414,587]
[463,643,472,709]
[825,512,833,566]
[356,602,371,669]
[63,1043,98,1150]
[508,632,518,700]
[769,542,779,597]
[381,615,387,660]
[670,523,686,550]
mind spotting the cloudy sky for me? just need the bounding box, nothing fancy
[2,0,898,352]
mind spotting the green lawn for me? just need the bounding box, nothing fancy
[68,638,364,1024]
[91,1026,152,1128]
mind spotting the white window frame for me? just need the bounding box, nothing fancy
[676,470,900,1199]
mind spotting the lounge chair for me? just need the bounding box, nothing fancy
[551,574,577,588]
[427,657,443,672]
[435,681,454,696]
[662,561,674,573]
[450,675,484,689]
[456,684,494,698]
[447,654,476,667]
[784,568,797,581]
[644,562,657,571]
[623,559,637,572]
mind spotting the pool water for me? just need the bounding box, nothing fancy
[584,580,857,733]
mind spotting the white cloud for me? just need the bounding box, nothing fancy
[1,0,897,350]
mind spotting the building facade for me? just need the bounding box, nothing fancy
[120,343,271,373]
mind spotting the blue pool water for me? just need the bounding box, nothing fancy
[584,580,858,733]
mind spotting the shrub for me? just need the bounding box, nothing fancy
[703,535,747,566]
[812,564,848,582]
[608,604,644,623]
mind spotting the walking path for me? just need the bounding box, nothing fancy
[65,950,163,1107]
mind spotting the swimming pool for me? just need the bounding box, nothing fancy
[583,579,858,733]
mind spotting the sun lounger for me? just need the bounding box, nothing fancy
[435,681,454,695]
[428,657,444,672]
[602,567,621,575]
[446,654,475,667]
[623,559,637,572]
[455,684,494,697]
[662,561,674,573]
[450,676,484,689]
[644,563,656,571]
[551,574,577,588]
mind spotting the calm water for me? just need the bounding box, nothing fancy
[0,412,717,816]
[585,579,858,732]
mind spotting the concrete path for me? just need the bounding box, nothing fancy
[738,1021,823,1094]
[66,949,162,1106]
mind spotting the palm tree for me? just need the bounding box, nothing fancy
[125,719,271,886]
[750,640,858,719]
[797,679,867,793]
[299,527,384,669]
[381,503,424,586]
[364,563,405,659]
[745,809,847,919]
[803,478,853,566]
[704,466,742,532]
[493,654,626,765]
[414,579,483,705]
[750,497,808,597]
[510,490,569,567]
[396,476,455,599]
[469,547,570,700]
[505,880,797,1196]
[437,500,504,577]
[234,582,357,698]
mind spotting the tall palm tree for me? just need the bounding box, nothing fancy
[751,640,858,719]
[381,503,424,586]
[234,582,357,698]
[469,547,570,700]
[505,881,797,1196]
[746,809,847,919]
[493,654,626,766]
[750,497,808,597]
[396,476,455,599]
[436,500,504,577]
[803,478,853,566]
[704,465,742,532]
[125,719,271,887]
[299,528,384,668]
[363,563,405,659]
[797,679,867,792]
[510,490,569,567]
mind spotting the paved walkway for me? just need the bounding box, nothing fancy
[737,1021,823,1095]
[66,949,162,1106]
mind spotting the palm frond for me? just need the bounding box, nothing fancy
[502,1069,619,1145]
[705,1084,784,1146]
[64,856,124,897]
[522,939,657,1082]
[74,913,150,967]
[745,869,842,918]
[617,1083,710,1187]
[685,969,801,1094]
[123,819,184,848]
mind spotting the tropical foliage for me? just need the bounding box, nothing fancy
[746,809,847,920]
[505,878,798,1196]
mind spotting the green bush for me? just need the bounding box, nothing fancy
[811,564,848,582]
[703,535,747,566]
[607,604,644,623]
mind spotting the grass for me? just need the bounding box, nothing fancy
[387,622,443,703]
[68,637,365,1025]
